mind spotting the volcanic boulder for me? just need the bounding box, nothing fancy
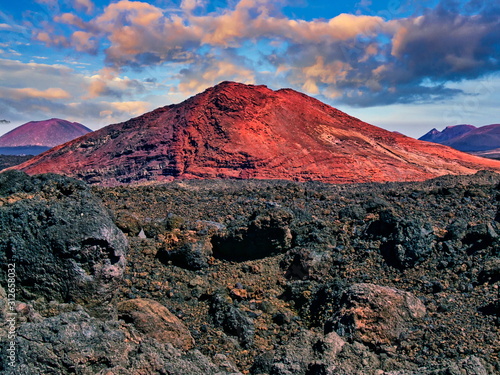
[326,283,426,347]
[281,247,334,281]
[117,298,195,350]
[12,309,236,375]
[212,207,294,261]
[10,82,500,185]
[211,293,255,348]
[365,210,435,269]
[156,220,224,270]
[0,171,127,307]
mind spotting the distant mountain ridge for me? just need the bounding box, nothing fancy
[419,124,500,152]
[0,118,91,155]
[420,125,477,143]
[8,82,500,185]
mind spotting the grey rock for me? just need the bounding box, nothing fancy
[478,257,500,283]
[282,248,333,281]
[211,293,255,348]
[367,211,434,269]
[463,223,498,252]
[327,283,426,347]
[158,236,213,270]
[7,309,237,375]
[254,330,346,375]
[445,219,468,241]
[270,330,320,375]
[0,171,127,310]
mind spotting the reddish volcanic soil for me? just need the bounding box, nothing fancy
[9,82,500,185]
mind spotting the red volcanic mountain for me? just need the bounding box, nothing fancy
[9,82,500,185]
[0,118,91,155]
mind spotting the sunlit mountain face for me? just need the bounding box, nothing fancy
[0,0,499,139]
[10,82,500,185]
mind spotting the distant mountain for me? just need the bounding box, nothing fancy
[419,125,477,143]
[419,124,500,152]
[0,118,91,155]
[473,148,500,160]
[9,82,500,185]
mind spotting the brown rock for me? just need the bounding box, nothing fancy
[117,298,194,350]
[230,288,249,300]
[329,283,426,346]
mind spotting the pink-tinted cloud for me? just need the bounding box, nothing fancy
[46,0,387,69]
[55,13,88,29]
[176,58,256,95]
[0,59,151,126]
[35,31,69,48]
[86,68,145,99]
[73,0,95,14]
[71,31,97,53]
[0,87,71,100]
[30,0,500,107]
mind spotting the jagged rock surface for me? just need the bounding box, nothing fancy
[1,171,500,374]
[0,171,127,310]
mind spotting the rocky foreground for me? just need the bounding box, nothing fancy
[0,170,499,374]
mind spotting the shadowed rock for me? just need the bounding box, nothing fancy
[326,283,426,347]
[212,207,294,261]
[0,171,127,309]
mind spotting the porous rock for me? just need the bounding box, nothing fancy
[0,171,127,307]
[327,283,426,346]
[212,207,293,261]
[117,298,194,350]
[9,309,235,375]
[367,211,434,269]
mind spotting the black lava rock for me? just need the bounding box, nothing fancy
[0,171,127,307]
[210,293,255,348]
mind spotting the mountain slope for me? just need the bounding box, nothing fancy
[0,118,91,150]
[9,82,500,185]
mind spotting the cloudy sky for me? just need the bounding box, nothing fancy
[0,0,499,138]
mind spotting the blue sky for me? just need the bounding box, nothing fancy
[0,0,499,138]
